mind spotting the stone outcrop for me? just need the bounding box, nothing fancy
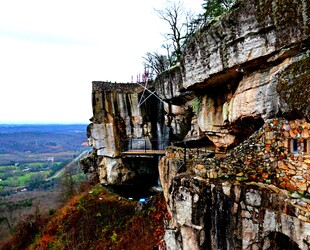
[155,0,310,249]
[82,0,310,249]
[157,122,308,250]
[163,177,310,250]
[181,0,309,89]
[159,118,310,249]
[155,0,310,150]
[80,81,168,185]
[162,119,310,195]
[277,55,310,121]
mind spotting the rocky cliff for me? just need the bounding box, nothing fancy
[156,0,310,249]
[160,118,310,249]
[81,0,310,249]
[80,81,169,188]
[155,0,309,151]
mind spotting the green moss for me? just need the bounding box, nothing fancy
[255,0,300,26]
[276,54,310,120]
[254,0,306,48]
[192,96,203,114]
[255,0,274,23]
[299,193,310,199]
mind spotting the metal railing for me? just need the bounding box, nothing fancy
[171,141,215,162]
[121,138,170,153]
[185,145,215,158]
[121,139,217,162]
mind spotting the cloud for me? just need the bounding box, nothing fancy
[0,27,89,46]
[0,0,204,123]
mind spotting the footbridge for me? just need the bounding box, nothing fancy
[120,139,217,158]
[120,139,167,156]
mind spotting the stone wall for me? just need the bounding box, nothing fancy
[163,119,310,195]
[160,118,310,249]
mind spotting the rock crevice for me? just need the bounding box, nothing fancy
[82,0,310,248]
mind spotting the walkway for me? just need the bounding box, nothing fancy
[121,149,165,156]
[120,139,168,156]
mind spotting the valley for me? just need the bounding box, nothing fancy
[0,124,89,241]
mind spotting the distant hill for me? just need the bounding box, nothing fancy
[0,124,88,165]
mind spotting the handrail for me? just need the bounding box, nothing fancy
[182,141,216,163]
[120,138,170,153]
[121,139,216,159]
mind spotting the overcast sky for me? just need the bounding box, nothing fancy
[0,0,203,124]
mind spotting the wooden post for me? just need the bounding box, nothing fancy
[145,139,146,153]
[184,142,186,164]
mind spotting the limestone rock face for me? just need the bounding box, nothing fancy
[164,177,310,250]
[87,123,118,157]
[82,0,310,247]
[155,64,184,101]
[96,157,134,184]
[181,0,309,88]
[82,82,170,185]
[277,55,310,120]
[154,0,310,150]
[79,152,133,184]
[159,118,310,249]
[155,0,310,247]
[158,152,181,202]
[163,103,192,141]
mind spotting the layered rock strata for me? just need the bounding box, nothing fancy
[82,0,310,248]
[163,177,310,250]
[155,0,310,150]
[160,118,310,249]
[156,0,310,249]
[80,81,168,185]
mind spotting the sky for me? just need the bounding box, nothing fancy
[0,0,203,124]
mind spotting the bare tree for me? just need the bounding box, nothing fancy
[155,1,195,64]
[142,1,195,79]
[142,0,235,78]
[143,52,169,79]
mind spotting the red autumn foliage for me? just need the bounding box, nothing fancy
[1,183,170,250]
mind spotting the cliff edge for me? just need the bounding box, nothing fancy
[81,0,310,249]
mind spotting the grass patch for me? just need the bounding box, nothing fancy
[0,166,19,171]
[27,162,46,167]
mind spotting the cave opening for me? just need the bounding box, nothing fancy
[263,232,301,250]
[228,116,265,148]
[109,156,162,200]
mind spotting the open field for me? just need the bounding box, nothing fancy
[0,124,90,195]
[0,151,79,166]
[0,124,90,241]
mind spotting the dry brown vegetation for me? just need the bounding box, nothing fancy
[0,181,169,250]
